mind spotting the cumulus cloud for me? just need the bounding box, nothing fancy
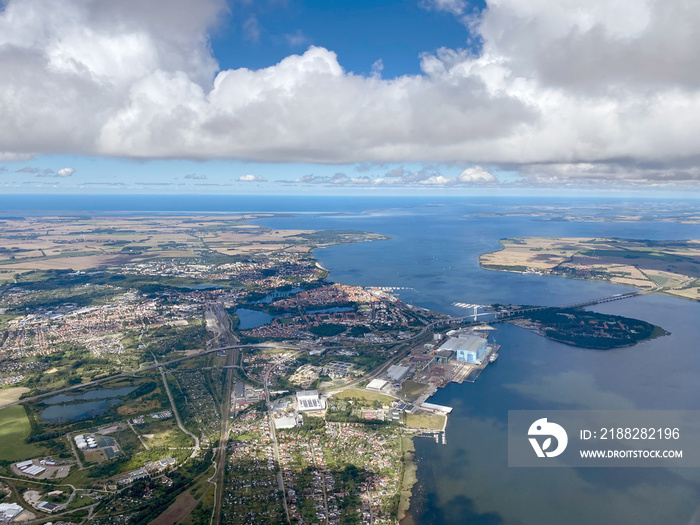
[290,173,369,185]
[57,167,75,177]
[0,0,700,187]
[288,166,498,187]
[458,166,496,183]
[238,174,267,182]
[185,173,207,179]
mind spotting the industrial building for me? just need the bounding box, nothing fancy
[438,335,488,364]
[434,349,454,363]
[295,390,325,412]
[386,364,410,382]
[420,402,453,414]
[14,460,46,477]
[274,416,297,429]
[0,503,23,522]
[366,378,389,392]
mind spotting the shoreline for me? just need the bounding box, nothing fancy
[398,435,418,524]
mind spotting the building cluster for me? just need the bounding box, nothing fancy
[275,422,403,524]
[0,289,166,359]
[241,350,297,385]
[222,410,288,523]
[131,410,172,425]
[74,433,122,460]
[14,459,46,477]
[243,286,421,341]
[270,283,380,309]
[116,457,175,486]
[122,251,324,289]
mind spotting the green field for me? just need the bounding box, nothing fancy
[334,388,395,404]
[405,412,446,430]
[0,405,44,461]
[398,380,429,400]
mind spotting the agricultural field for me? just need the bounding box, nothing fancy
[0,386,28,404]
[480,237,700,300]
[0,405,45,461]
[0,215,386,279]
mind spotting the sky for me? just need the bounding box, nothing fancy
[1,0,700,196]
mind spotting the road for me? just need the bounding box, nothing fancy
[263,365,291,525]
[66,432,84,470]
[127,420,149,450]
[213,348,235,525]
[155,354,200,459]
[0,343,296,411]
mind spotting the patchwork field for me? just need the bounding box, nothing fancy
[480,237,700,301]
[0,215,317,276]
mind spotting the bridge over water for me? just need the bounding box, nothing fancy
[447,291,644,324]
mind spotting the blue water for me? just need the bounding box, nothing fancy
[43,386,136,404]
[235,308,276,329]
[40,399,122,421]
[40,386,136,421]
[8,194,700,523]
[251,198,700,525]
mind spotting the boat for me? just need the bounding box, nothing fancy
[489,352,499,363]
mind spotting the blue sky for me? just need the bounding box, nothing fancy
[211,0,484,77]
[1,0,700,195]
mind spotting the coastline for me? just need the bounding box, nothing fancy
[398,435,418,524]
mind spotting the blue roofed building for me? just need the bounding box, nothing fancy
[438,335,488,364]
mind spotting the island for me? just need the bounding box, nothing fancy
[498,307,668,349]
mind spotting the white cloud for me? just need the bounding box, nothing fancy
[238,174,267,182]
[419,0,468,16]
[243,15,261,43]
[458,166,496,183]
[57,167,75,177]
[0,0,700,187]
[284,29,309,48]
[287,166,498,187]
[185,173,207,179]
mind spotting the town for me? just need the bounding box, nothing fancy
[0,214,496,525]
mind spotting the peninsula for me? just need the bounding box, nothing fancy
[480,237,700,301]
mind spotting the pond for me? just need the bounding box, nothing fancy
[235,308,277,329]
[40,386,136,422]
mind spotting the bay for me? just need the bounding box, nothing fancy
[256,198,700,525]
